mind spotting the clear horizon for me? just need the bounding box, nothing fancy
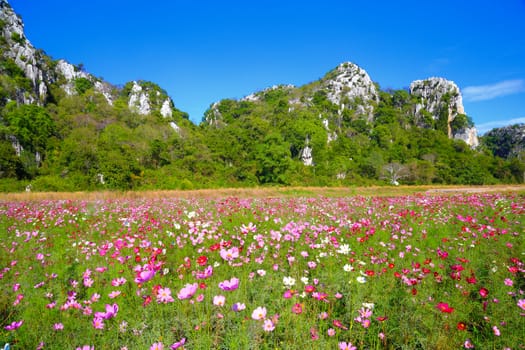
[8,0,525,134]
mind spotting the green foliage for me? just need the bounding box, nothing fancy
[10,31,25,45]
[450,113,474,133]
[255,133,292,184]
[74,77,94,95]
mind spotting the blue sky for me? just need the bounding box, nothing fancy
[9,0,525,133]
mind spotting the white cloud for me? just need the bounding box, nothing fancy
[476,117,525,135]
[463,79,525,101]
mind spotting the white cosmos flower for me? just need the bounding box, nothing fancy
[337,244,351,255]
[283,276,296,288]
[343,264,354,272]
[362,302,374,309]
[356,276,367,284]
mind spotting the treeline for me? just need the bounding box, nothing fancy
[0,82,523,192]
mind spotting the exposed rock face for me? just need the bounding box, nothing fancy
[126,80,175,118]
[242,84,296,103]
[0,0,46,103]
[410,77,478,147]
[125,80,180,130]
[483,124,525,159]
[54,60,113,104]
[128,81,151,115]
[321,62,379,120]
[454,127,479,148]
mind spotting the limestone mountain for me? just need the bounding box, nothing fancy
[203,62,480,171]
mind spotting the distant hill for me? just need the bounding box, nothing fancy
[0,1,523,190]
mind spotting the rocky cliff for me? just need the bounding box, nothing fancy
[410,77,478,147]
[483,124,525,159]
[0,0,181,121]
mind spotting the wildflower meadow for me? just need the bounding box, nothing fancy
[0,192,524,349]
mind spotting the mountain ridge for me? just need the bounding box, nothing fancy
[0,1,523,190]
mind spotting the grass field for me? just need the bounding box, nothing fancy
[1,186,524,349]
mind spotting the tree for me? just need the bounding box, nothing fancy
[255,133,292,184]
[380,162,409,185]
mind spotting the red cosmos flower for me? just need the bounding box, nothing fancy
[197,255,208,266]
[152,284,162,296]
[376,316,388,322]
[305,285,315,293]
[142,295,152,307]
[479,287,489,298]
[457,322,467,331]
[466,275,477,284]
[209,243,221,251]
[199,282,207,289]
[365,270,375,276]
[436,302,454,313]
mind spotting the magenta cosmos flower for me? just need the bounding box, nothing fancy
[170,338,186,349]
[218,277,239,291]
[4,320,23,331]
[95,303,118,319]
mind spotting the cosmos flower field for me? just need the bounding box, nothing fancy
[1,192,524,349]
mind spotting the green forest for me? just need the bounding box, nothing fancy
[0,77,523,192]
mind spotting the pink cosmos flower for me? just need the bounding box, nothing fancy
[339,341,357,350]
[4,320,23,330]
[76,346,94,350]
[220,247,240,261]
[327,328,336,336]
[83,278,94,287]
[156,287,174,303]
[213,295,226,306]
[464,339,475,348]
[53,323,64,331]
[252,306,267,320]
[492,326,500,336]
[177,283,198,300]
[111,277,127,286]
[150,342,163,350]
[218,277,239,291]
[109,291,121,299]
[517,299,525,311]
[92,317,104,329]
[291,303,303,314]
[262,319,275,332]
[504,278,513,286]
[195,265,213,279]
